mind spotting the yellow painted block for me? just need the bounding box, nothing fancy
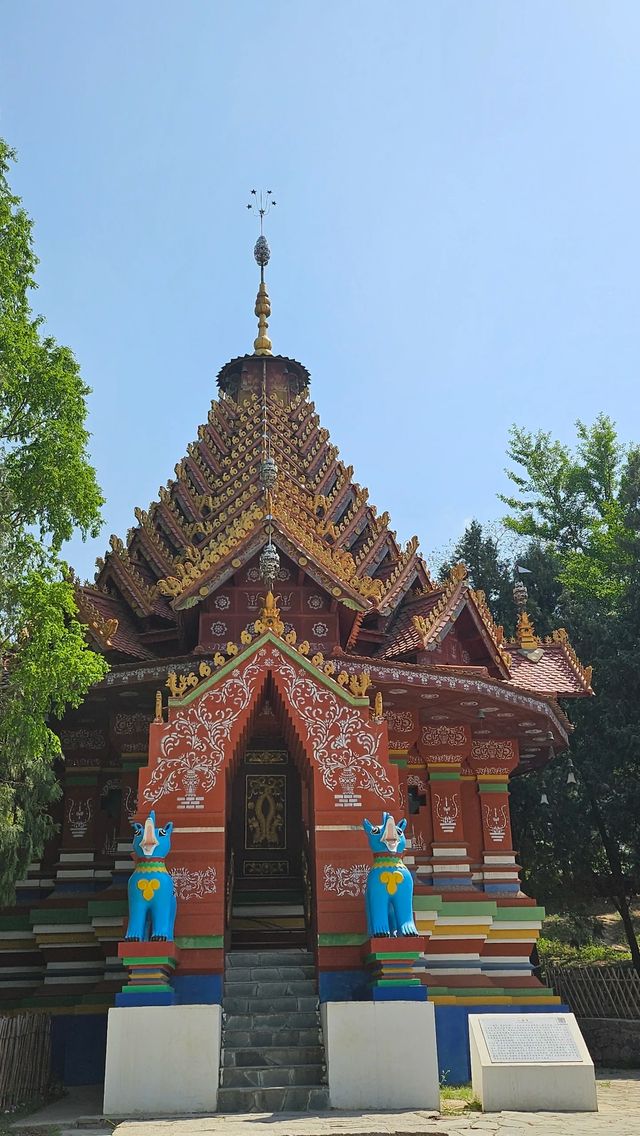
[457,996,512,1005]
[486,928,539,940]
[430,925,489,937]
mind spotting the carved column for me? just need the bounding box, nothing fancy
[469,738,520,894]
[419,725,474,891]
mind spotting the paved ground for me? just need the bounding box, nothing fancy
[11,1072,640,1136]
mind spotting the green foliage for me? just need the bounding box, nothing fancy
[500,415,640,967]
[0,139,107,902]
[440,520,516,631]
[542,912,604,947]
[448,416,640,966]
[537,937,631,968]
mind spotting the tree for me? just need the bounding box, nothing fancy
[501,416,640,967]
[440,519,562,638]
[0,139,107,902]
[439,520,516,631]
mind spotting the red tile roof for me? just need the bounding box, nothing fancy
[78,587,155,660]
[379,592,444,658]
[508,642,593,697]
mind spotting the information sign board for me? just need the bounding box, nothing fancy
[479,1014,582,1064]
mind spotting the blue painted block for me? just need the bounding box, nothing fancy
[115,990,175,1007]
[372,985,427,1002]
[173,973,222,1005]
[319,969,368,1002]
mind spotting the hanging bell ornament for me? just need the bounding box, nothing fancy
[540,792,549,806]
[513,579,529,611]
[259,542,280,584]
[259,455,278,491]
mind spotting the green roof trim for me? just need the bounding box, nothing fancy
[171,632,370,710]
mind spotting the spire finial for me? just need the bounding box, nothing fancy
[513,575,540,650]
[247,189,276,356]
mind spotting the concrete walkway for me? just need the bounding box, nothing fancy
[111,1074,640,1136]
[12,1072,640,1136]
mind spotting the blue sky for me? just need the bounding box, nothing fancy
[2,2,639,579]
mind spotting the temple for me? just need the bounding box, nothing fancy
[0,216,593,1099]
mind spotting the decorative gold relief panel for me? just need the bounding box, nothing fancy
[245,774,287,850]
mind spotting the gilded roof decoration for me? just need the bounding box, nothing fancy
[75,354,590,703]
[165,591,372,702]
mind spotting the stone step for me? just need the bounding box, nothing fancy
[230,930,309,949]
[224,993,319,1015]
[223,1044,324,1067]
[231,904,304,917]
[223,1025,322,1048]
[221,1063,326,1089]
[233,888,305,902]
[224,1010,320,1032]
[226,949,313,968]
[216,1084,330,1113]
[234,874,303,888]
[224,964,316,982]
[224,978,316,998]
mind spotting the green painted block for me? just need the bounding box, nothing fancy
[372,978,421,986]
[428,771,461,781]
[477,782,509,793]
[436,901,497,916]
[0,915,32,930]
[23,994,78,1008]
[123,956,177,967]
[175,935,224,949]
[124,984,172,993]
[88,901,128,917]
[506,987,556,997]
[413,895,444,911]
[317,932,368,946]
[29,907,87,924]
[365,951,419,962]
[493,906,546,921]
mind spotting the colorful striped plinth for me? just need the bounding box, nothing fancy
[363,937,427,1001]
[116,940,179,1006]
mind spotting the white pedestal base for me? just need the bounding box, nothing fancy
[103,1004,222,1117]
[469,1012,597,1112]
[321,1000,439,1110]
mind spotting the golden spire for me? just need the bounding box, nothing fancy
[247,189,276,356]
[513,577,541,651]
[254,281,272,355]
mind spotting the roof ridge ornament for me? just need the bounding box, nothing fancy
[512,577,542,654]
[247,189,276,356]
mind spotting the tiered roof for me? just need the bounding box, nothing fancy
[77,352,591,702]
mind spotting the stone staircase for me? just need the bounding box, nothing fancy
[229,875,307,949]
[218,948,330,1112]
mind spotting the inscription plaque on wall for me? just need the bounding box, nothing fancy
[479,1015,582,1064]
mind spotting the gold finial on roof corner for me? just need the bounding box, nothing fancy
[247,189,276,356]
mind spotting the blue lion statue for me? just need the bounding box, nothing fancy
[363,812,419,937]
[125,810,177,942]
